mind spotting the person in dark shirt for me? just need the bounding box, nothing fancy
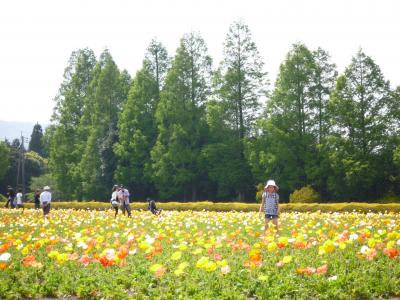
[5,185,16,208]
[147,198,161,215]
[34,190,41,209]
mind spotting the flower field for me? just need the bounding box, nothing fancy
[0,209,399,299]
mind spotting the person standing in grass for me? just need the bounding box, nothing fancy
[40,186,52,219]
[15,188,24,209]
[118,185,131,217]
[123,186,132,218]
[110,185,119,218]
[259,180,280,233]
[5,185,16,208]
[34,190,41,209]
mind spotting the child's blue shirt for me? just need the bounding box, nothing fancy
[263,192,279,216]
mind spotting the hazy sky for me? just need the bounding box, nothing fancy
[0,0,399,124]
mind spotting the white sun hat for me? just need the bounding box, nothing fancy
[43,186,50,190]
[265,180,278,190]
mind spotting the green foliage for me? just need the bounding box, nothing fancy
[43,39,400,203]
[144,38,170,94]
[210,20,267,201]
[217,20,268,138]
[50,48,97,199]
[0,141,10,181]
[23,151,48,186]
[114,40,168,198]
[28,123,45,156]
[289,185,321,203]
[327,49,394,200]
[394,145,400,166]
[255,183,264,203]
[150,32,211,200]
[377,193,400,203]
[29,173,61,200]
[251,43,337,199]
[79,50,126,199]
[202,140,254,199]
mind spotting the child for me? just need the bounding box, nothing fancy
[259,180,280,233]
[147,198,161,216]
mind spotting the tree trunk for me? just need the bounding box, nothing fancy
[238,191,245,202]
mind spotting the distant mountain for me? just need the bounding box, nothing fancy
[0,121,47,143]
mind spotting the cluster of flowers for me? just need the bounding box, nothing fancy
[0,209,399,280]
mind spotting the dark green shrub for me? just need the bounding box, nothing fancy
[377,193,400,203]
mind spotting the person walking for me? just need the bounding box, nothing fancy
[5,185,16,208]
[39,186,52,219]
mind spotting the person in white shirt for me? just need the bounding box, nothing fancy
[110,185,119,218]
[118,185,131,217]
[40,186,52,218]
[15,189,24,209]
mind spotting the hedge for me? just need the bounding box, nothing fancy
[7,201,400,213]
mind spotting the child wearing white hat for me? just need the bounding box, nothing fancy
[259,179,280,234]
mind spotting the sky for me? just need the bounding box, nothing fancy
[0,0,399,124]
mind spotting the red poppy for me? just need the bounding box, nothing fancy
[383,248,399,259]
[99,256,114,267]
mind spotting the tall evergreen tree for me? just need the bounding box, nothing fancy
[28,123,44,156]
[250,44,337,199]
[144,38,170,96]
[79,50,130,199]
[260,43,317,195]
[151,32,211,200]
[206,20,268,200]
[49,48,96,199]
[217,20,268,140]
[202,98,249,199]
[330,49,390,199]
[310,48,337,143]
[328,49,393,200]
[115,39,169,198]
[307,48,338,197]
[330,49,391,157]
